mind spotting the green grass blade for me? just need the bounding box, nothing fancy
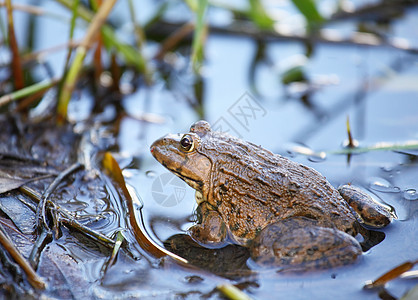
[57,0,118,122]
[291,0,323,29]
[56,0,149,75]
[101,26,146,74]
[0,79,59,108]
[191,0,208,73]
[248,0,275,30]
[329,140,418,155]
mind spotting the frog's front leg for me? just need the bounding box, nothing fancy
[250,217,362,270]
[338,185,393,228]
[188,202,228,248]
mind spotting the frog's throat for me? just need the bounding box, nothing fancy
[195,190,205,205]
[168,168,210,201]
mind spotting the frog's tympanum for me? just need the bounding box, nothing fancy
[150,121,393,270]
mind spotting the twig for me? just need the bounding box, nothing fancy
[20,185,115,248]
[330,1,417,22]
[29,228,52,270]
[147,20,418,54]
[36,162,83,232]
[0,223,46,289]
[59,213,115,248]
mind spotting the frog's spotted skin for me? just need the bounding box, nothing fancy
[250,217,362,270]
[150,121,392,270]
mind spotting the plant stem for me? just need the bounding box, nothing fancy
[57,0,118,123]
[0,79,59,109]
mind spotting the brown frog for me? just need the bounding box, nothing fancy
[150,121,393,270]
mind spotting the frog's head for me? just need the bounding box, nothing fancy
[150,121,213,200]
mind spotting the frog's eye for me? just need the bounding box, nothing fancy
[180,134,195,152]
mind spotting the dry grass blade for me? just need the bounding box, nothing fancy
[102,152,188,264]
[154,22,194,60]
[102,230,124,276]
[217,284,252,300]
[346,116,356,148]
[364,260,418,289]
[5,0,24,90]
[59,213,115,247]
[0,223,46,289]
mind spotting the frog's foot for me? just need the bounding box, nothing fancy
[338,185,393,228]
[249,217,362,271]
[188,202,228,248]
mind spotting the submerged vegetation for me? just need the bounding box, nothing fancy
[0,0,417,299]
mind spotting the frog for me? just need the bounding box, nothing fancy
[150,120,393,270]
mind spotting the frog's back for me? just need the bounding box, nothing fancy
[200,132,357,245]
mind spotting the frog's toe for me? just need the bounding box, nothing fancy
[338,185,393,228]
[188,220,227,248]
[249,217,362,271]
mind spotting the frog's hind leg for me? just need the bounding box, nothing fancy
[338,185,393,228]
[249,217,362,271]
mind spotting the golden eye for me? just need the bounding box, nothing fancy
[180,134,195,152]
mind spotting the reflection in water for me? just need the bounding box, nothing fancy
[368,177,401,193]
[359,229,386,252]
[164,234,251,278]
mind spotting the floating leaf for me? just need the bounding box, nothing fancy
[102,152,188,264]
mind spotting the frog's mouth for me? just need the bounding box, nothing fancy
[168,167,205,191]
[150,135,212,200]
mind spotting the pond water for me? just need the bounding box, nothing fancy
[3,1,418,299]
[121,32,418,300]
